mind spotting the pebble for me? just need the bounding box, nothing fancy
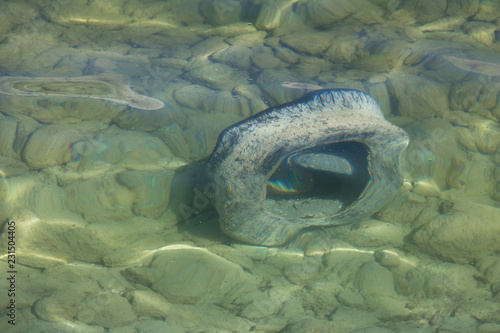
[116,169,175,218]
[150,246,248,303]
[130,289,173,318]
[413,211,500,264]
[280,32,332,55]
[22,125,85,170]
[212,45,252,70]
[283,259,321,285]
[355,262,397,298]
[185,62,249,90]
[330,305,380,331]
[387,73,448,119]
[76,292,137,328]
[199,0,242,26]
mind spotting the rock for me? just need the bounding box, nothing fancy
[402,119,471,191]
[387,73,448,119]
[113,100,180,132]
[399,0,447,23]
[116,169,175,218]
[227,31,267,47]
[367,82,391,117]
[450,76,500,114]
[66,127,175,173]
[21,125,85,170]
[211,45,252,70]
[185,62,249,90]
[283,318,332,333]
[207,244,254,270]
[130,289,173,318]
[303,281,341,318]
[374,249,401,268]
[34,287,88,322]
[353,39,412,72]
[413,212,500,264]
[283,259,321,285]
[76,292,137,328]
[355,262,397,298]
[253,0,292,31]
[256,69,305,105]
[478,323,500,333]
[411,178,441,197]
[173,84,214,109]
[0,119,20,159]
[0,156,29,177]
[337,289,364,307]
[65,175,134,221]
[150,246,248,303]
[196,22,257,38]
[446,0,479,18]
[297,0,357,27]
[375,190,427,225]
[404,262,490,301]
[280,32,332,56]
[154,122,192,161]
[474,0,500,21]
[203,90,251,116]
[183,112,243,160]
[330,306,380,331]
[250,45,282,69]
[238,292,281,320]
[335,219,406,247]
[200,0,242,26]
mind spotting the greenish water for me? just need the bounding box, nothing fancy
[0,0,499,332]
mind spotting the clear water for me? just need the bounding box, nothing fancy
[0,0,499,332]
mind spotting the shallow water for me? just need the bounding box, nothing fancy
[0,0,500,332]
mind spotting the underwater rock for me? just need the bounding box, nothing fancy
[22,125,86,170]
[203,90,252,116]
[116,169,175,218]
[355,262,397,298]
[196,22,257,38]
[0,75,165,111]
[280,32,332,56]
[446,0,479,18]
[227,31,267,47]
[154,122,192,161]
[252,0,293,31]
[402,119,467,190]
[413,211,500,264]
[330,306,380,331]
[463,21,498,46]
[353,39,412,72]
[284,318,332,333]
[65,175,134,221]
[200,0,242,26]
[387,73,448,120]
[114,99,180,132]
[130,289,173,319]
[256,69,306,105]
[404,262,489,301]
[0,155,29,177]
[185,62,249,90]
[367,82,391,117]
[399,0,447,24]
[296,0,356,27]
[207,89,408,245]
[150,245,248,303]
[211,45,252,70]
[76,292,137,328]
[66,126,176,173]
[173,84,214,109]
[474,0,500,21]
[183,112,244,160]
[250,45,282,69]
